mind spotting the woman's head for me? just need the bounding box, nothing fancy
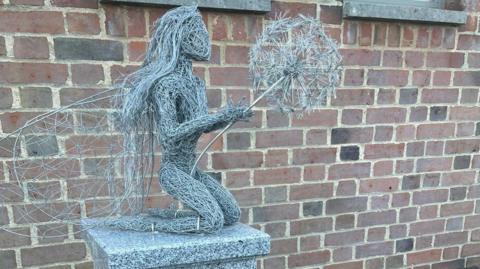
[146,5,210,65]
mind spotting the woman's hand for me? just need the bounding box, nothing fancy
[230,105,254,122]
[223,97,254,123]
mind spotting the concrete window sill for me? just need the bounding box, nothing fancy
[343,1,467,25]
[100,0,271,13]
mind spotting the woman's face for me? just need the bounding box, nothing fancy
[181,16,211,61]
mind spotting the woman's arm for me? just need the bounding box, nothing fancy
[155,89,249,143]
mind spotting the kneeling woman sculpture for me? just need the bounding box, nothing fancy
[111,6,252,233]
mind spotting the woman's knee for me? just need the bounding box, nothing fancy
[202,209,224,232]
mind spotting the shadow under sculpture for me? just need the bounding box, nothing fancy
[106,6,253,234]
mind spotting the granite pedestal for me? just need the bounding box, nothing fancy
[81,218,270,269]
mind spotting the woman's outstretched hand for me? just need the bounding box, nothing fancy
[224,97,254,123]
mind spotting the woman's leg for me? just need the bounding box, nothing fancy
[196,171,241,226]
[105,163,224,234]
[156,163,225,233]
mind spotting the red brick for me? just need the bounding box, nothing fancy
[328,163,371,180]
[252,204,299,222]
[10,0,44,5]
[460,15,478,32]
[231,188,262,206]
[264,149,288,167]
[413,70,431,87]
[127,41,147,62]
[396,125,416,141]
[430,27,443,48]
[51,0,97,8]
[110,65,139,83]
[230,14,247,41]
[457,35,480,50]
[462,243,480,257]
[105,5,125,36]
[421,88,459,103]
[373,160,393,176]
[266,110,288,128]
[303,165,326,181]
[255,130,303,148]
[0,87,13,109]
[341,109,363,125]
[369,24,385,46]
[332,89,374,106]
[440,201,474,217]
[67,12,101,35]
[332,127,374,144]
[433,71,452,86]
[306,129,328,145]
[292,148,336,165]
[341,49,380,66]
[427,52,465,68]
[366,107,406,124]
[442,171,476,186]
[454,71,480,86]
[450,107,480,120]
[417,26,429,48]
[438,28,454,48]
[402,26,415,47]
[326,197,368,214]
[0,11,64,33]
[383,50,403,67]
[210,13,228,41]
[288,250,330,267]
[413,189,449,205]
[210,67,249,87]
[212,152,263,169]
[268,1,316,19]
[367,70,408,86]
[300,235,321,251]
[359,22,372,46]
[224,171,250,188]
[465,215,480,229]
[405,51,425,68]
[225,45,249,64]
[445,139,480,154]
[290,183,333,200]
[21,242,86,267]
[417,157,452,172]
[270,238,297,255]
[13,36,49,59]
[290,217,333,235]
[343,69,364,86]
[417,123,455,139]
[365,143,405,159]
[468,53,480,68]
[0,62,67,85]
[410,219,445,236]
[325,230,364,246]
[254,167,300,185]
[358,210,396,227]
[343,21,358,45]
[359,177,399,193]
[126,7,146,37]
[320,5,342,25]
[291,109,337,127]
[388,24,401,47]
[407,249,442,265]
[356,241,394,258]
[71,64,104,86]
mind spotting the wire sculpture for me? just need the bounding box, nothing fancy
[0,5,341,237]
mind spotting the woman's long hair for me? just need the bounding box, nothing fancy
[120,5,201,128]
[115,5,201,214]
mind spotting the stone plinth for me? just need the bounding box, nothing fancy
[81,218,270,269]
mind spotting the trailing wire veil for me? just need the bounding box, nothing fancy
[0,6,341,237]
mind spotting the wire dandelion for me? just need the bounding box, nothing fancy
[192,15,342,174]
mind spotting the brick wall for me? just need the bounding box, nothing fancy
[0,0,480,268]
